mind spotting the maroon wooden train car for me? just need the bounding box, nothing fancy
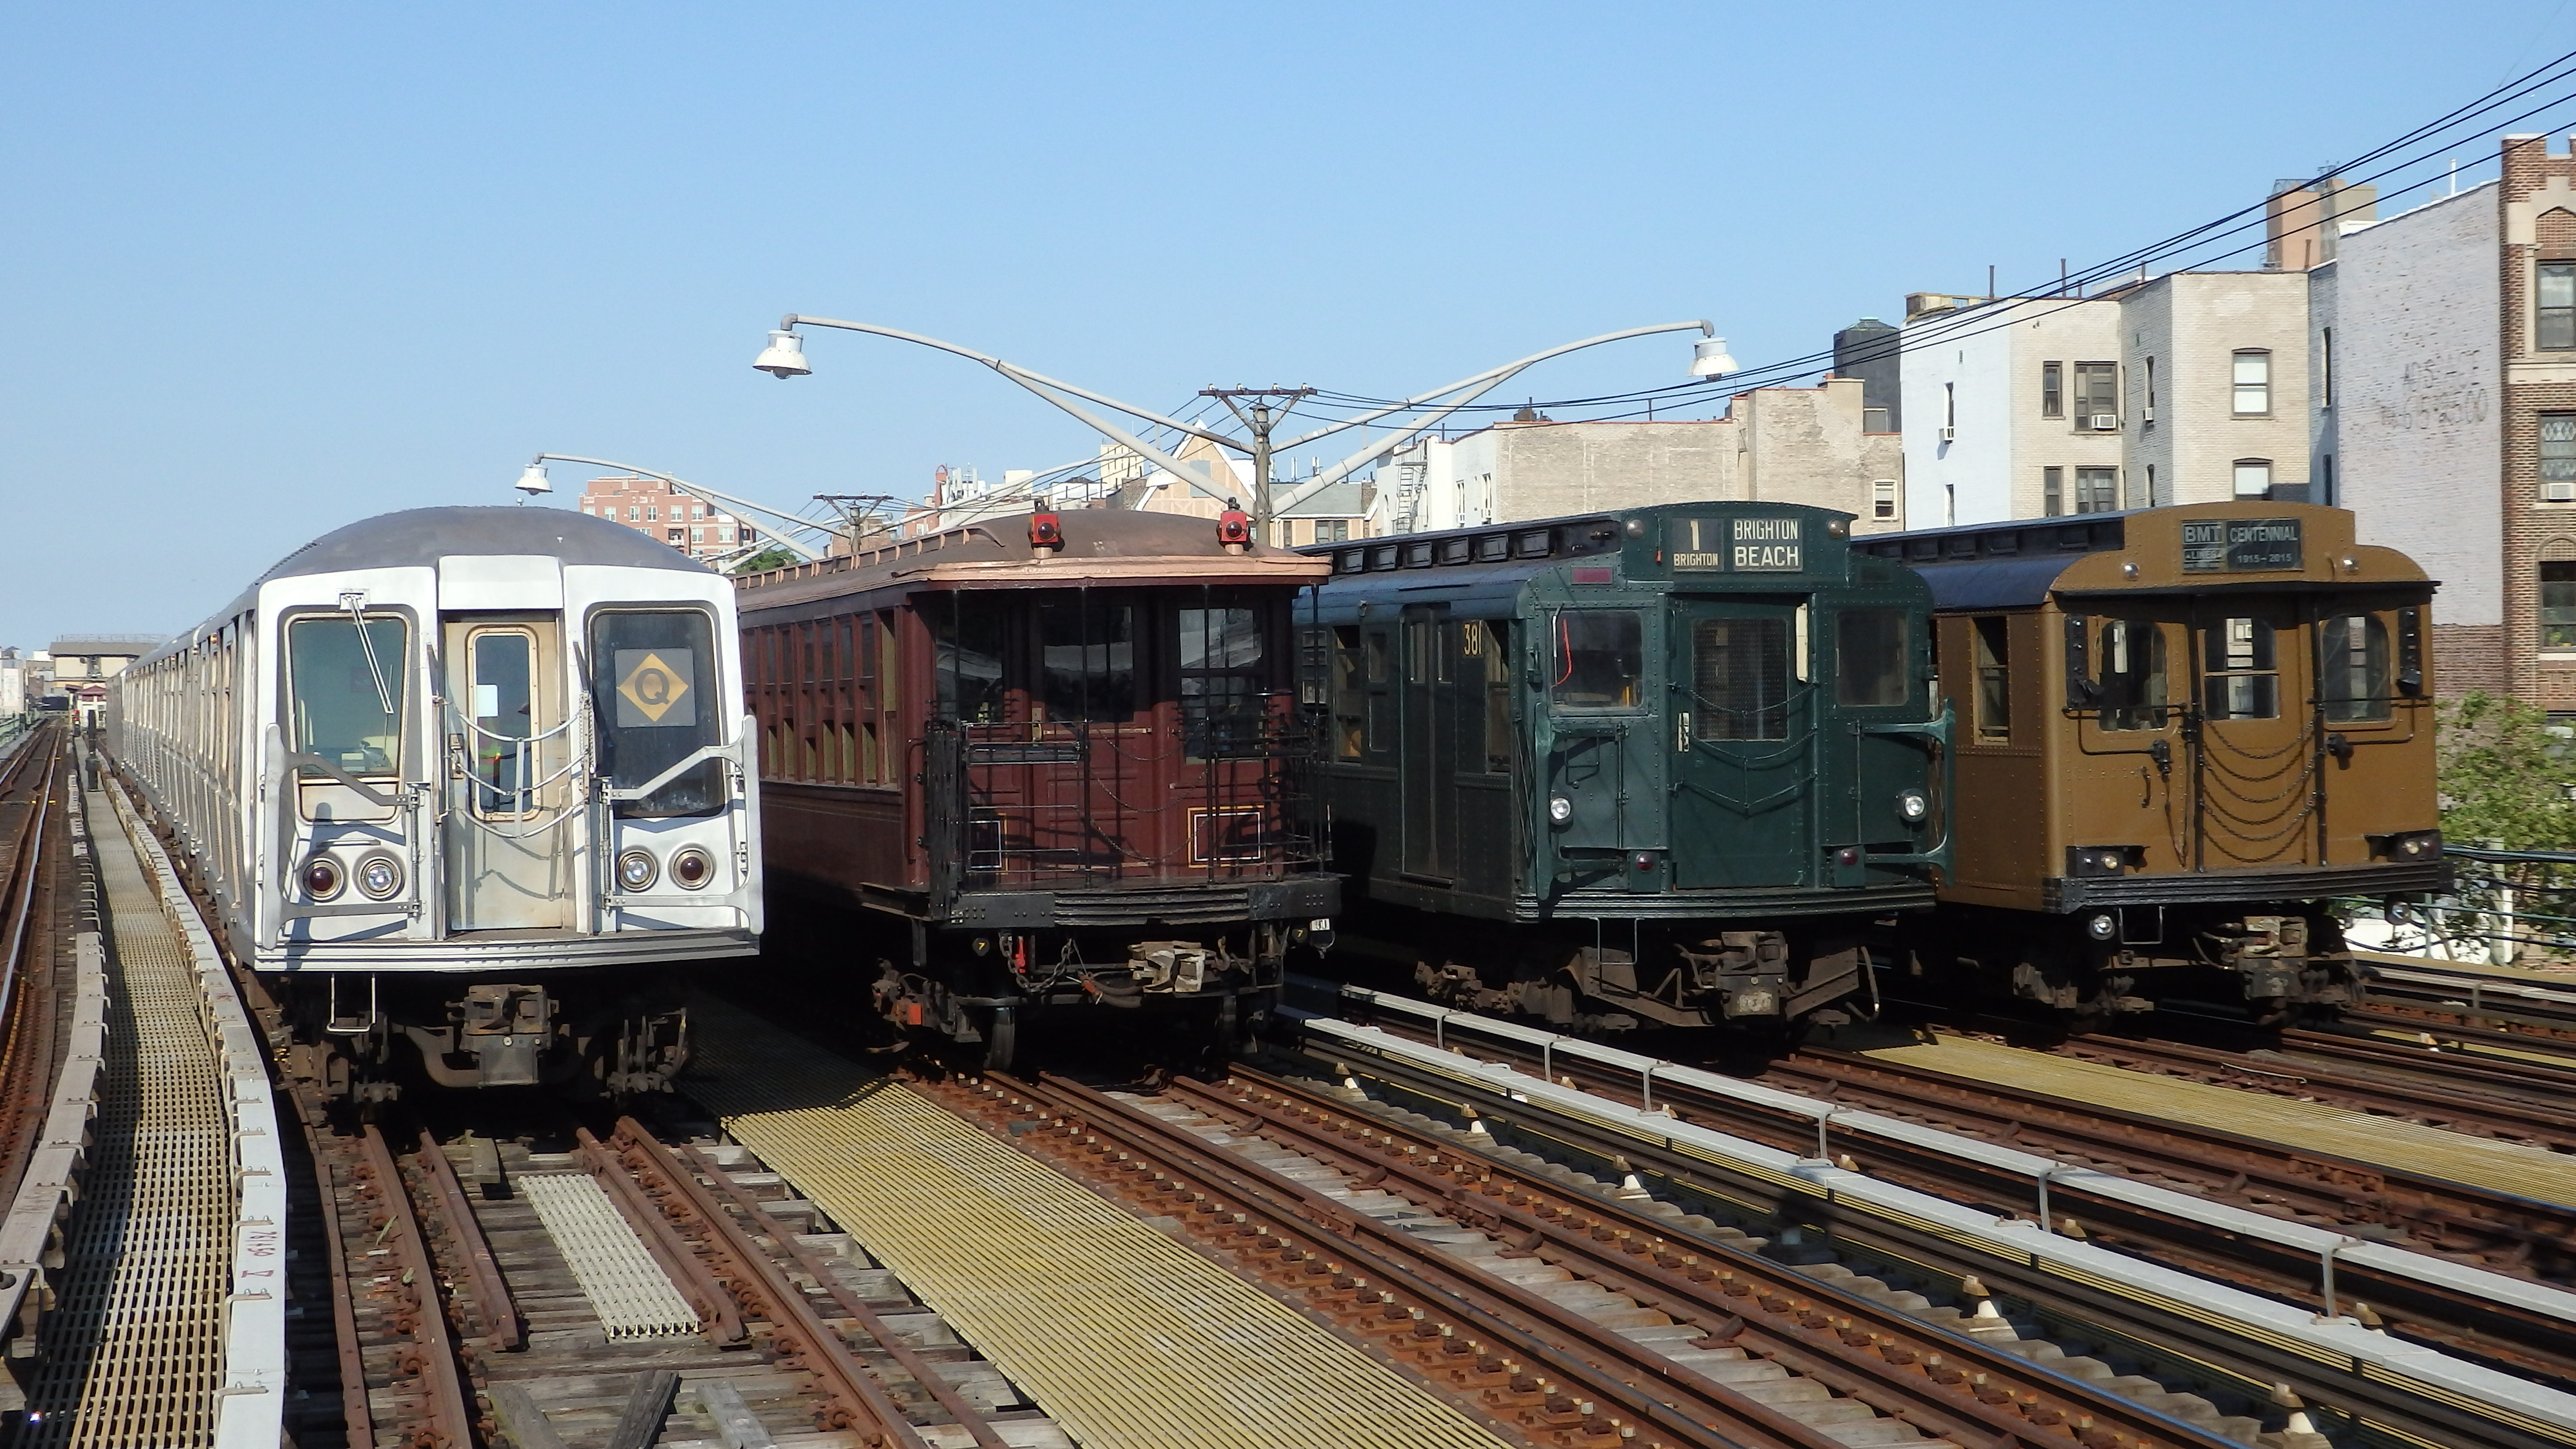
[735,506,1339,1064]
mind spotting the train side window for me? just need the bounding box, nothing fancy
[1551,611,1642,712]
[1835,610,1908,707]
[589,609,723,817]
[931,599,1007,726]
[1180,605,1266,758]
[1405,618,1434,685]
[1692,617,1788,740]
[1972,617,2011,741]
[2097,619,2168,730]
[1330,627,1365,760]
[1035,598,1137,723]
[2319,614,2392,723]
[1363,630,1390,752]
[2202,617,2279,721]
[286,614,407,776]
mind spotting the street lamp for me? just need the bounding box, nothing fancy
[515,452,834,564]
[754,315,1718,539]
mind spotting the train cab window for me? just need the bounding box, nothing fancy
[1972,617,2011,741]
[2202,617,2279,721]
[1836,610,1909,707]
[589,609,722,817]
[931,599,1007,725]
[467,630,537,816]
[1472,621,1513,771]
[286,615,406,776]
[1328,626,1365,760]
[1692,617,1788,740]
[1551,611,1642,712]
[2097,619,2168,730]
[2319,614,2392,723]
[1035,598,1136,723]
[1180,605,1266,758]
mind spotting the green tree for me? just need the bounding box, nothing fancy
[728,546,800,576]
[2438,691,2576,851]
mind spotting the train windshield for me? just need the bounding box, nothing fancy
[2097,619,2168,730]
[287,615,407,774]
[1836,610,1909,707]
[1036,596,1137,722]
[589,609,722,817]
[1180,604,1267,758]
[2319,614,2392,723]
[1552,611,1642,711]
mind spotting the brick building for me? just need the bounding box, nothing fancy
[2501,134,2576,709]
[575,474,759,562]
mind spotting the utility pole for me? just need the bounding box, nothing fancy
[1199,386,1317,543]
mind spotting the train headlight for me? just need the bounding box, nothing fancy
[301,855,344,901]
[617,849,659,892]
[2084,912,2118,942]
[355,853,404,901]
[1547,795,1574,825]
[670,846,715,890]
[1895,788,1929,824]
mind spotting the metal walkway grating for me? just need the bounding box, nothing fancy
[1867,1033,2576,1208]
[685,997,1511,1449]
[18,793,230,1447]
[517,1172,699,1339]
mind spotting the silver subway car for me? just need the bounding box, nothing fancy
[106,506,761,1098]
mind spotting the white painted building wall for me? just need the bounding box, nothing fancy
[2311,181,2503,627]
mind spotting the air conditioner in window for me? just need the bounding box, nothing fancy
[2142,406,2154,423]
[2090,413,2120,431]
[1939,426,1957,442]
[2545,480,2576,503]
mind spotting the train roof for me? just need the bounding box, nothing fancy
[1862,503,2429,610]
[735,506,1326,616]
[1298,501,1881,596]
[258,506,712,584]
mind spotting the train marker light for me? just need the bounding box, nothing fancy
[356,854,404,901]
[2084,912,2118,941]
[752,329,811,378]
[1217,509,1253,548]
[1029,510,1064,550]
[1895,788,1930,823]
[302,855,344,901]
[1547,795,1573,824]
[617,849,658,892]
[670,846,714,889]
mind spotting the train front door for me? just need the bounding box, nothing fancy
[1398,605,1452,879]
[2187,602,2317,870]
[1665,598,1811,888]
[443,617,573,930]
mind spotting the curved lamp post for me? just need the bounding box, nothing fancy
[754,315,1724,538]
[513,452,834,564]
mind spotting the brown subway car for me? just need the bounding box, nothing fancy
[1861,502,2445,1021]
[734,506,1338,1067]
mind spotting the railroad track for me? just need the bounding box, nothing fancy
[2351,959,2576,1049]
[0,723,68,1203]
[1290,982,2576,1448]
[243,958,1069,1448]
[926,1064,2272,1449]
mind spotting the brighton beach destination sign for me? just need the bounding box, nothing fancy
[1672,517,1804,572]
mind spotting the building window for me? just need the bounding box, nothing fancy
[2043,466,2064,517]
[2546,564,2576,649]
[2073,362,2117,429]
[2319,453,2336,506]
[646,504,660,521]
[2543,264,2576,351]
[2321,326,2334,406]
[2146,465,2157,507]
[1972,617,2011,741]
[692,527,705,543]
[1872,480,1897,519]
[2233,351,2271,415]
[2076,467,2118,513]
[626,505,640,520]
[1316,518,1349,543]
[2144,357,2157,421]
[2040,362,2063,418]
[1944,382,1956,437]
[2233,459,2273,498]
[2543,413,2576,502]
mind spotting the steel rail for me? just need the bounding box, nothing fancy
[1166,1067,2240,1449]
[1289,1016,2576,1449]
[414,1128,522,1352]
[354,1123,479,1449]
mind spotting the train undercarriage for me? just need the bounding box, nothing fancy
[1917,902,2359,1025]
[265,967,692,1102]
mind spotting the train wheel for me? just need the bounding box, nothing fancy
[982,1006,1019,1074]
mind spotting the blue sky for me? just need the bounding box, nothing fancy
[3,3,2569,646]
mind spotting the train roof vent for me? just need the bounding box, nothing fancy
[1943,536,1977,558]
[1403,541,1435,567]
[1370,544,1400,571]
[1438,537,1472,565]
[1514,529,1552,559]
[1983,532,2020,556]
[1475,534,1510,562]
[1906,538,1940,561]
[2056,526,2092,551]
[1337,550,1366,573]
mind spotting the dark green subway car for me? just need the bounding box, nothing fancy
[1299,504,1952,1032]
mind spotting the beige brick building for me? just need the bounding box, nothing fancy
[2501,134,2576,708]
[2121,271,2315,507]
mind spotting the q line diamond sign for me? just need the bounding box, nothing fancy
[614,650,695,728]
